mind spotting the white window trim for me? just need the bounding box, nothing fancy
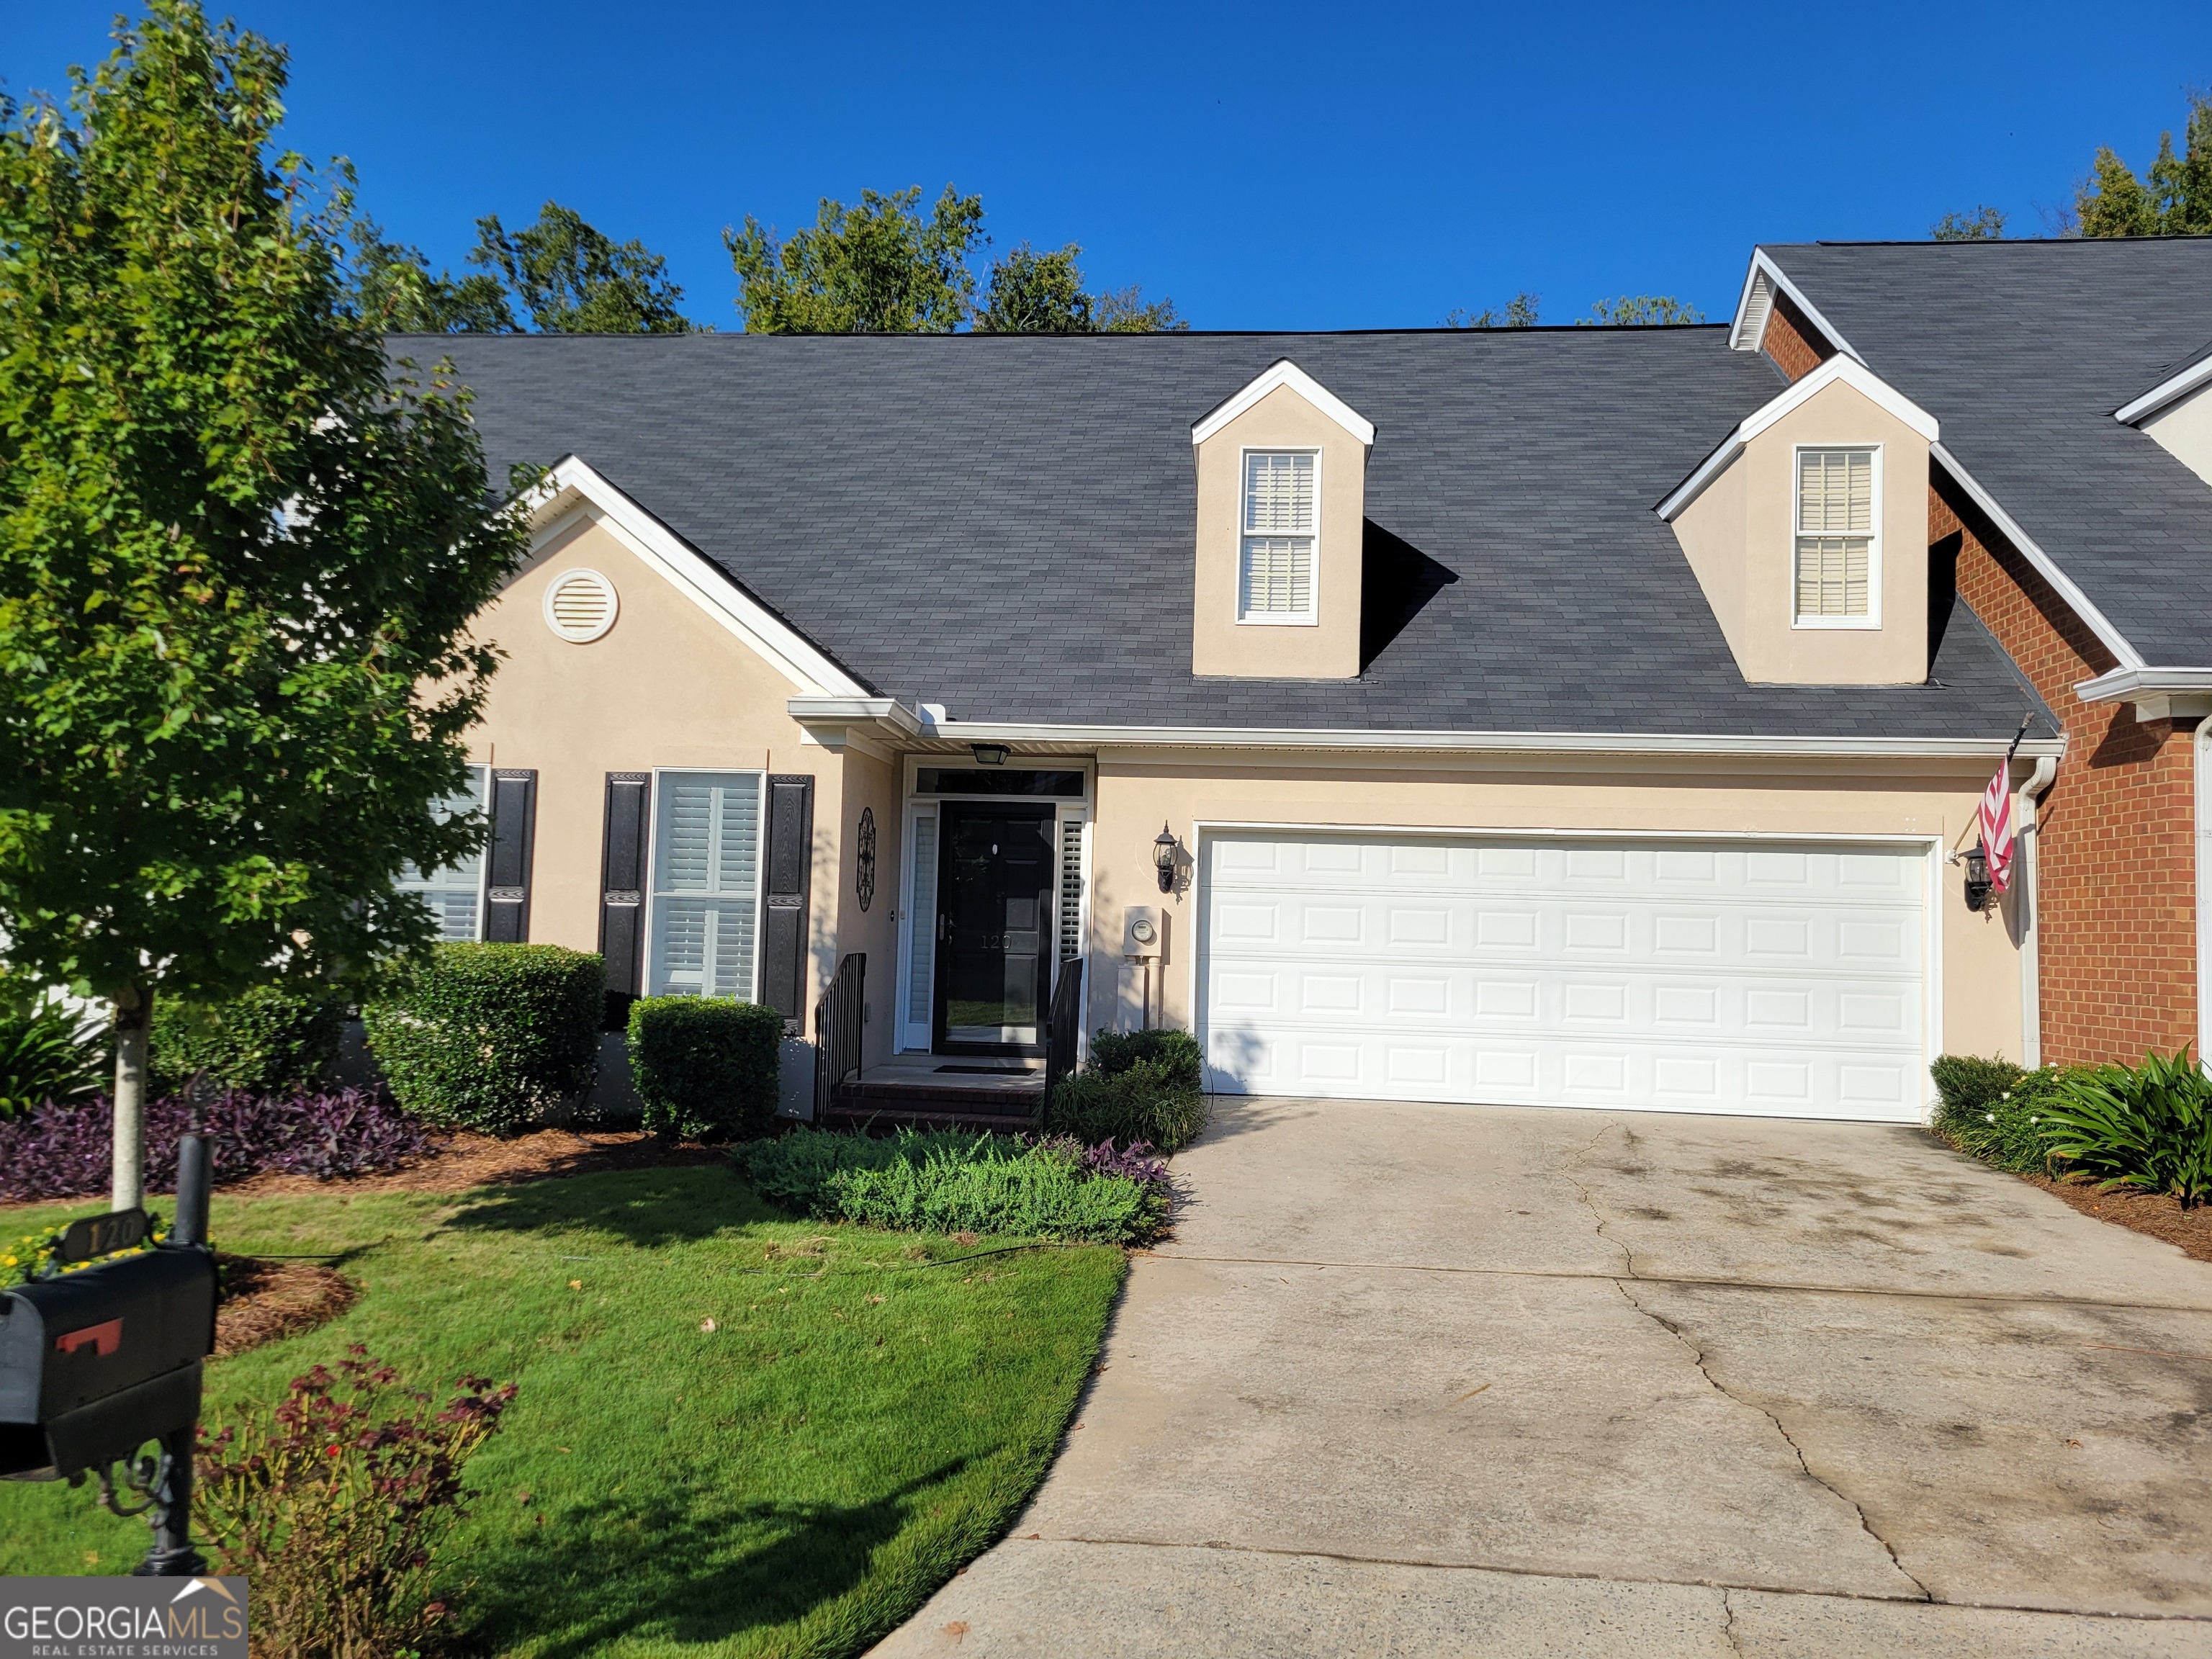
[642,767,767,1002]
[1236,446,1321,627]
[397,763,491,942]
[1790,443,1882,631]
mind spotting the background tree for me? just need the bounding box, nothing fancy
[1581,295,1704,325]
[976,241,1187,333]
[471,202,696,333]
[0,1,530,1205]
[2077,89,2212,236]
[729,185,984,333]
[350,215,516,332]
[1446,292,1540,328]
[1931,205,2007,240]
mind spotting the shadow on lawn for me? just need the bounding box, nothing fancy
[441,1164,771,1251]
[461,1459,971,1658]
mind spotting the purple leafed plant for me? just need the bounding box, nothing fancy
[0,1089,433,1203]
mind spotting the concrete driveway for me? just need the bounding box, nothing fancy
[876,1097,2212,1658]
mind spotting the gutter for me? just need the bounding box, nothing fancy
[2072,665,2212,722]
[918,718,2064,763]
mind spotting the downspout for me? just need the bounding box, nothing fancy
[2018,752,2059,1068]
[2198,716,2212,1066]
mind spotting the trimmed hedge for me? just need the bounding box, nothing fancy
[737,1128,1171,1244]
[149,984,346,1098]
[362,943,603,1134]
[626,996,782,1141]
[1044,1028,1208,1152]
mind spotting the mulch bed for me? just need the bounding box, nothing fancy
[213,1251,360,1357]
[2025,1175,2212,1264]
[223,1126,725,1200]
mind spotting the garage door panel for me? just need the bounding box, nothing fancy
[1200,833,1929,1123]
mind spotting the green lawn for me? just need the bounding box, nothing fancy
[0,1165,1125,1658]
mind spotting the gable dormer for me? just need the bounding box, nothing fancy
[1659,354,1936,686]
[1190,360,1374,679]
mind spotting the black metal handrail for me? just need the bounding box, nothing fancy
[1044,954,1084,1099]
[812,952,866,1120]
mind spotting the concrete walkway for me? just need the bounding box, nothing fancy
[874,1098,2212,1657]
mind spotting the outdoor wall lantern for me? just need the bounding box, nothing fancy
[1962,843,1992,912]
[971,743,1009,766]
[1153,823,1179,893]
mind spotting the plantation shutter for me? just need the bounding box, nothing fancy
[760,775,814,1028]
[647,773,762,999]
[598,773,652,994]
[1794,449,1874,619]
[482,769,538,943]
[904,810,938,1048]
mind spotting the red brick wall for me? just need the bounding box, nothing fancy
[1931,480,2197,1065]
[1763,291,1833,382]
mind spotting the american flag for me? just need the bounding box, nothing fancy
[1977,763,2015,894]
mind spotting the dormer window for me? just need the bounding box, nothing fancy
[1794,446,1879,626]
[1239,450,1318,623]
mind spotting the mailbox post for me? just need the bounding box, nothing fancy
[0,1134,219,1575]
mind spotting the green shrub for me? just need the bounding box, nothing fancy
[149,984,345,1097]
[0,974,106,1118]
[1087,1028,1203,1091]
[1930,1053,2026,1121]
[361,943,603,1134]
[737,1128,1168,1244]
[626,996,782,1141]
[1931,1061,2072,1174]
[2042,1046,2212,1206]
[1044,1027,1208,1151]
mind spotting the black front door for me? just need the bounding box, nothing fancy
[935,806,1056,1054]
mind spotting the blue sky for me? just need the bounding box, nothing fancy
[6,1,2211,331]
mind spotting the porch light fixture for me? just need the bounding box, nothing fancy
[1153,823,1179,893]
[971,743,1009,766]
[1962,842,1992,912]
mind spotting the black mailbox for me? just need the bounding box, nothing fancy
[0,1244,218,1480]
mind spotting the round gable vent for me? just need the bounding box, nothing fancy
[543,567,618,643]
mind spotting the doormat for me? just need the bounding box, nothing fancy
[935,1065,1041,1075]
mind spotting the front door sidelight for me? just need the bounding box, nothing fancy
[935,806,1055,1053]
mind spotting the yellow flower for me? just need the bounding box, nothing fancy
[2,1256,15,1267]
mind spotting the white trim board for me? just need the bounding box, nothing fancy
[927,719,2064,763]
[2116,353,2212,426]
[524,457,867,697]
[1191,359,1377,448]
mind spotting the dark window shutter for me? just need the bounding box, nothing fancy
[760,775,814,1025]
[483,769,538,943]
[598,773,652,995]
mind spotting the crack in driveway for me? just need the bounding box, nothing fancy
[1556,1117,1637,1276]
[1613,1277,1935,1604]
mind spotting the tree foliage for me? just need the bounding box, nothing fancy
[976,241,1186,333]
[1445,292,1540,328]
[729,185,1184,333]
[728,184,984,333]
[1579,295,1705,326]
[1930,205,2007,241]
[2077,89,2212,237]
[470,202,695,333]
[0,1,529,1010]
[349,215,516,333]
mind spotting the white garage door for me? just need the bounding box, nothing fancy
[1198,833,1930,1122]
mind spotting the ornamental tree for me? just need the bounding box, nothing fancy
[0,1,529,1206]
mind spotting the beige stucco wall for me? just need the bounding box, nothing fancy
[1671,377,1931,685]
[1191,383,1365,679]
[467,507,870,1031]
[2143,382,2212,490]
[1082,754,2025,1079]
[831,747,904,1069]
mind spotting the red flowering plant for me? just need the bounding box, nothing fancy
[195,1346,515,1659]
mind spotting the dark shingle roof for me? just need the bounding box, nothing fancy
[408,327,2044,737]
[1761,238,2212,667]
